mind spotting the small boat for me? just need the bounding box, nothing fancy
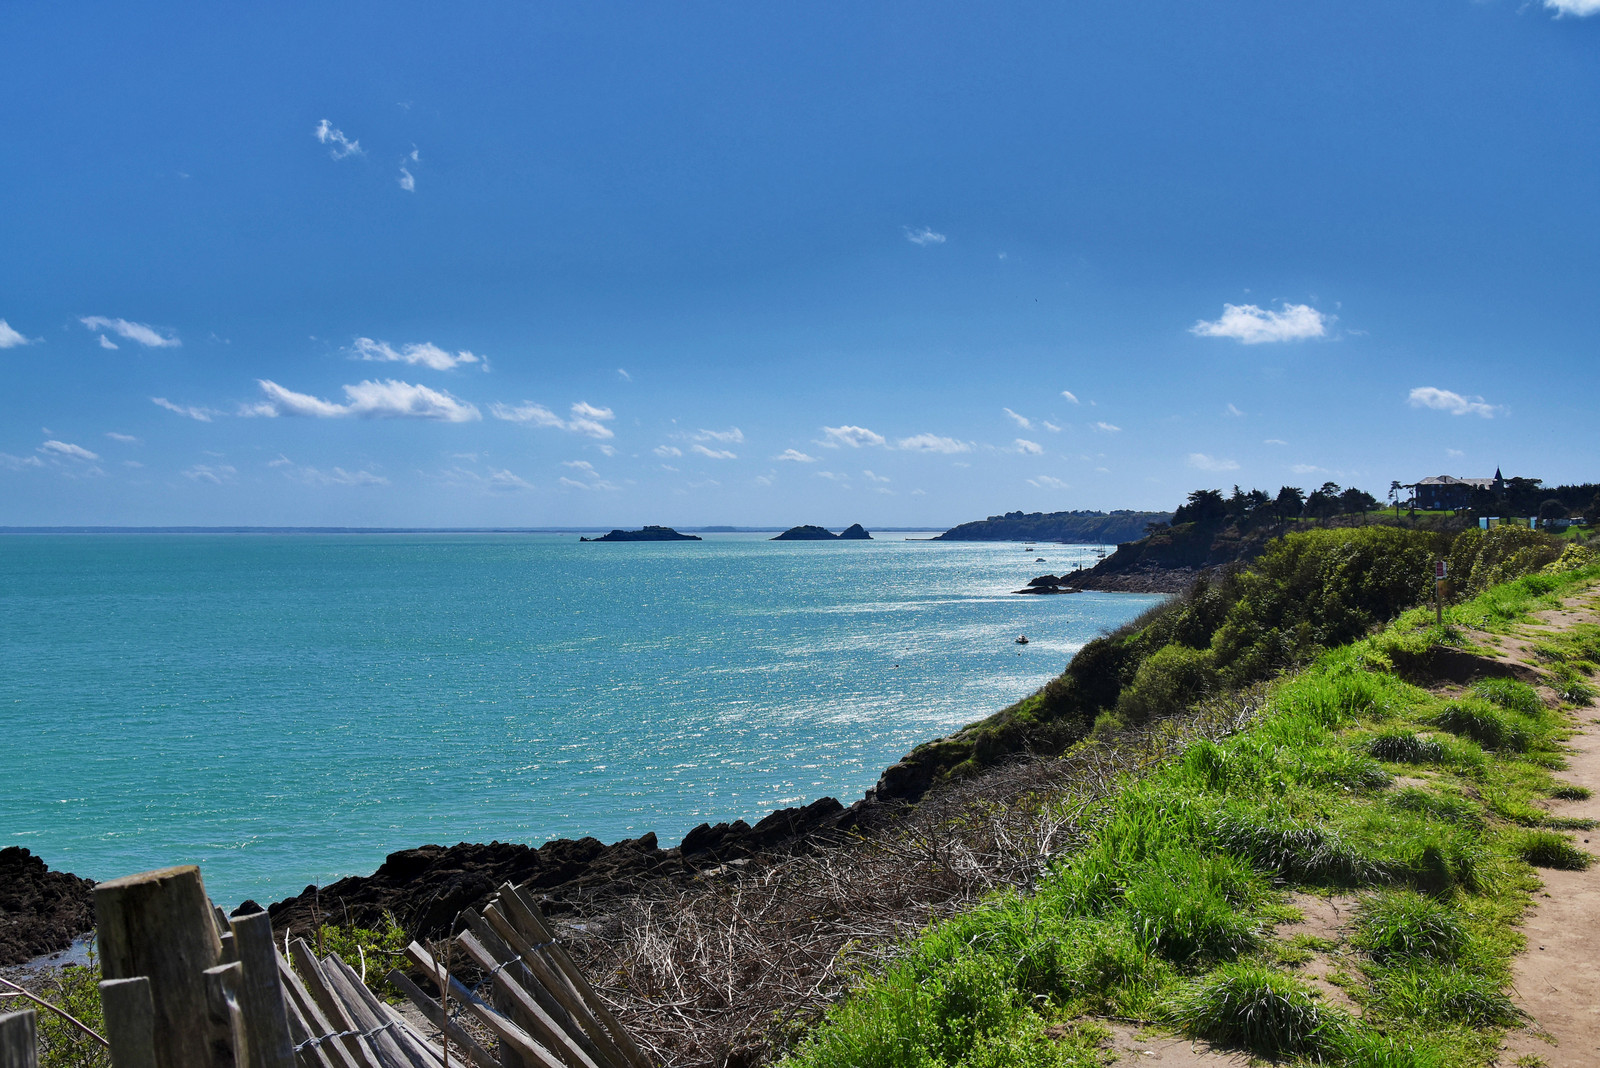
[1035,557,1046,562]
[1015,635,1029,645]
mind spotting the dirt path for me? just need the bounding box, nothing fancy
[1495,587,1600,1068]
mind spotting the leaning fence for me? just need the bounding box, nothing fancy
[0,865,650,1068]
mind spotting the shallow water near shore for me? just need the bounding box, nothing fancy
[2,532,1161,907]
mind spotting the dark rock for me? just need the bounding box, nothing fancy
[771,525,837,541]
[0,847,95,967]
[836,524,872,540]
[231,899,264,917]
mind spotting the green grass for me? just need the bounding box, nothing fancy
[780,565,1600,1068]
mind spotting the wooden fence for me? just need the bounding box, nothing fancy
[1,866,649,1068]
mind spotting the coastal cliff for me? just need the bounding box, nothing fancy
[937,509,1168,545]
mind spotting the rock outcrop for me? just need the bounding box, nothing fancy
[0,847,96,966]
[580,526,702,542]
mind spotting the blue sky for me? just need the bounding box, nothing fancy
[3,1,1597,528]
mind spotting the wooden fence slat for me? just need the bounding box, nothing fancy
[497,889,647,1068]
[286,942,389,1068]
[453,934,599,1068]
[96,866,224,1068]
[228,913,295,1068]
[276,951,365,1068]
[0,1010,37,1068]
[471,911,620,1068]
[382,972,494,1068]
[203,963,247,1068]
[321,963,442,1068]
[400,945,563,1068]
[99,977,158,1068]
[318,957,429,1068]
[459,914,587,1054]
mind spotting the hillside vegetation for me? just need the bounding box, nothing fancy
[787,532,1600,1068]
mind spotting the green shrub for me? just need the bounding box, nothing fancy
[1366,730,1447,765]
[1513,830,1593,870]
[1355,891,1464,963]
[1164,963,1345,1058]
[1551,666,1596,705]
[1203,803,1384,885]
[1427,700,1533,752]
[23,962,108,1068]
[1470,677,1545,717]
[1372,964,1520,1026]
[1115,643,1219,725]
[1122,849,1260,965]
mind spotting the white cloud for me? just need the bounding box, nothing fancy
[1263,438,1288,446]
[1028,475,1070,490]
[491,400,613,437]
[816,471,847,481]
[429,463,534,492]
[1015,438,1043,455]
[896,433,971,453]
[558,476,590,490]
[1446,448,1465,458]
[256,379,481,421]
[81,316,180,348]
[99,335,119,350]
[863,470,890,483]
[1291,463,1328,475]
[314,119,363,159]
[39,440,100,461]
[104,432,140,444]
[563,460,598,476]
[1546,0,1600,15]
[654,445,683,458]
[694,427,744,444]
[398,166,415,192]
[1225,404,1245,417]
[1003,407,1032,429]
[1060,390,1080,405]
[1187,452,1240,472]
[1408,386,1498,418]
[0,452,46,470]
[596,444,618,457]
[1190,302,1329,344]
[617,368,632,381]
[183,464,237,484]
[0,319,31,348]
[152,397,218,422]
[822,425,886,448]
[904,226,946,246]
[1094,422,1121,433]
[488,468,535,491]
[1042,421,1062,433]
[351,337,485,372]
[774,449,816,463]
[691,444,737,460]
[271,457,389,486]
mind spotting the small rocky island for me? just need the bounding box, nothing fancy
[580,525,702,542]
[772,523,873,541]
[1013,574,1081,595]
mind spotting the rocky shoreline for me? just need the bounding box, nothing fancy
[0,847,96,967]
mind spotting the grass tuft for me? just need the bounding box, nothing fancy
[1427,700,1534,752]
[1371,964,1521,1026]
[1470,677,1545,717]
[1366,730,1447,765]
[1164,963,1345,1058]
[1513,829,1593,870]
[1354,891,1464,963]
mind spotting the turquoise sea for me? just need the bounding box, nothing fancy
[2,533,1161,908]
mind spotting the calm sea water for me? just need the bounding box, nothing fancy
[2,533,1160,907]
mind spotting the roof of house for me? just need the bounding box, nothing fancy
[1414,475,1497,489]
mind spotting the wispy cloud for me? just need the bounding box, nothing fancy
[693,427,744,444]
[351,337,486,371]
[428,464,534,492]
[1060,390,1080,405]
[1028,475,1070,490]
[398,166,415,192]
[1191,302,1329,344]
[617,368,632,381]
[1408,386,1498,418]
[1264,438,1288,446]
[81,316,180,348]
[183,464,237,484]
[821,425,886,448]
[691,444,737,460]
[1042,421,1062,433]
[774,449,816,463]
[654,445,683,458]
[1290,463,1328,475]
[105,432,140,444]
[816,471,848,481]
[1546,0,1600,15]
[490,400,614,437]
[563,460,598,476]
[1094,422,1121,433]
[99,335,118,350]
[1187,452,1240,472]
[1014,438,1043,455]
[896,433,971,453]
[39,440,100,461]
[1225,403,1245,417]
[314,119,363,159]
[0,452,46,470]
[268,456,389,486]
[904,226,946,246]
[254,379,482,421]
[863,470,891,483]
[1003,407,1032,429]
[153,397,219,422]
[0,319,32,348]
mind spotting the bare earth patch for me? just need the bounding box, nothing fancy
[1096,1022,1254,1066]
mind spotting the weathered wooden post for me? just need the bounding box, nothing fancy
[227,912,295,1068]
[95,866,224,1068]
[0,1010,38,1068]
[100,978,159,1068]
